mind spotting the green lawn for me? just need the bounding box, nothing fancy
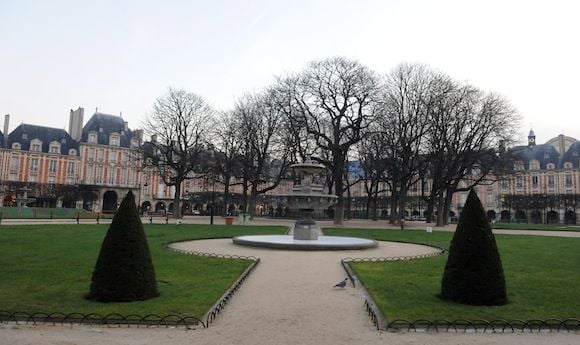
[324,228,580,321]
[492,222,580,232]
[0,224,286,318]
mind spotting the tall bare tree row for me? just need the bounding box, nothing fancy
[142,58,519,224]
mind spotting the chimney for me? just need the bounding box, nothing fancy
[133,129,143,144]
[151,134,157,143]
[123,121,128,131]
[68,107,84,141]
[3,114,9,147]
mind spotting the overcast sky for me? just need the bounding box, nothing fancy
[1,0,579,144]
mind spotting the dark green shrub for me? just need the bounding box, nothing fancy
[441,189,507,305]
[87,191,159,302]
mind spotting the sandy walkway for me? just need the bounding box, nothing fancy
[2,236,578,345]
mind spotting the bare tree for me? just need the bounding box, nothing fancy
[378,63,436,225]
[235,92,292,216]
[278,57,380,225]
[425,84,519,226]
[211,111,243,215]
[142,88,214,218]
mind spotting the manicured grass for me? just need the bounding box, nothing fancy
[324,228,580,321]
[0,207,114,219]
[0,224,286,318]
[492,222,580,232]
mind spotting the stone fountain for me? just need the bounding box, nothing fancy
[233,158,377,250]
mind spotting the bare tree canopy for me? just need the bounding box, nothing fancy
[142,87,214,218]
[278,56,380,224]
[235,91,292,215]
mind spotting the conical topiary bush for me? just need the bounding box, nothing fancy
[440,189,507,305]
[87,191,159,302]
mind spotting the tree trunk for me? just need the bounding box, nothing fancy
[333,160,345,225]
[173,180,182,219]
[436,192,445,226]
[443,188,454,226]
[372,186,379,220]
[242,177,249,213]
[398,184,408,227]
[425,192,435,223]
[223,176,230,216]
[249,182,258,217]
[389,188,399,224]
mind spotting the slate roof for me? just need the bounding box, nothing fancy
[81,112,133,147]
[7,124,79,155]
[562,142,580,168]
[509,144,561,169]
[0,130,4,148]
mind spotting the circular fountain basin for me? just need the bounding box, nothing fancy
[233,235,378,251]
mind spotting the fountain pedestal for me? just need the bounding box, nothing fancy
[293,209,318,240]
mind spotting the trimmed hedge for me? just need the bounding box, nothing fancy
[441,189,507,305]
[87,192,159,302]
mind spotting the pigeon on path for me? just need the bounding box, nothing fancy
[333,278,349,288]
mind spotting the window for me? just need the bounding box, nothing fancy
[514,161,524,171]
[516,176,523,188]
[67,162,75,174]
[67,177,74,184]
[544,152,550,159]
[110,150,116,163]
[98,149,104,162]
[87,167,94,183]
[88,148,95,160]
[532,176,538,187]
[109,168,115,184]
[500,179,508,189]
[49,160,57,173]
[96,166,103,183]
[529,160,539,170]
[31,143,41,152]
[22,133,28,140]
[548,175,555,187]
[547,163,555,170]
[565,175,573,187]
[9,173,17,181]
[12,142,21,150]
[68,149,77,156]
[10,157,19,171]
[564,162,573,169]
[61,138,67,144]
[88,133,98,143]
[29,175,37,182]
[110,135,120,146]
[50,145,60,153]
[30,158,39,172]
[48,176,56,184]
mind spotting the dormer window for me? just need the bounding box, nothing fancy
[131,138,138,148]
[99,127,103,133]
[547,163,555,170]
[544,152,550,159]
[30,139,42,152]
[574,151,579,157]
[22,133,28,140]
[88,133,98,143]
[564,162,573,169]
[69,148,77,156]
[514,161,524,171]
[12,142,21,150]
[49,141,60,154]
[109,134,120,146]
[529,160,540,170]
[61,138,67,144]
